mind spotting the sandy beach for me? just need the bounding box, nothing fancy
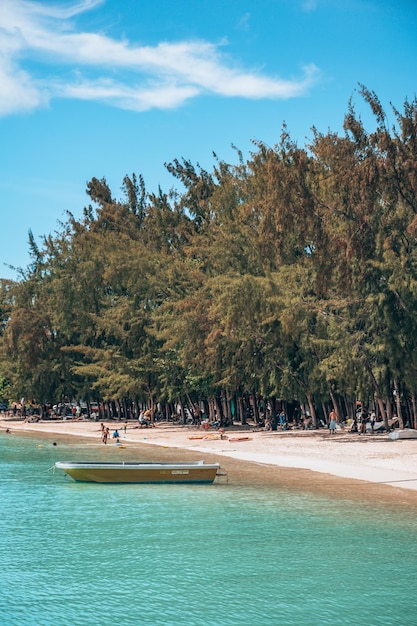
[2,416,417,507]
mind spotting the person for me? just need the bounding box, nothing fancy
[139,411,151,428]
[329,409,337,435]
[370,412,376,434]
[350,418,358,433]
[112,429,119,439]
[193,407,202,426]
[360,411,368,435]
[123,421,127,434]
[102,427,109,444]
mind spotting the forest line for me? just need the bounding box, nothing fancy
[1,86,417,429]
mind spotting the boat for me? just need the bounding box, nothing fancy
[228,436,252,442]
[388,429,417,441]
[55,460,222,484]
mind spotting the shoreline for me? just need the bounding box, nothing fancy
[3,416,417,507]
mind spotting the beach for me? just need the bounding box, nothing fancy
[2,416,417,507]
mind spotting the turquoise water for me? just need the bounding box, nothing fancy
[2,434,417,625]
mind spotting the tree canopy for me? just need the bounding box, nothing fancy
[2,87,417,426]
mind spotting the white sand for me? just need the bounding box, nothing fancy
[2,417,417,493]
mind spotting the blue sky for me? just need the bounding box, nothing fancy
[1,0,416,280]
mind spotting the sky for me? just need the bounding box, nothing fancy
[1,0,417,280]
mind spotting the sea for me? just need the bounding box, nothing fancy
[2,432,417,626]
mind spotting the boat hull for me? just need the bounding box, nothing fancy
[388,429,417,441]
[55,461,220,484]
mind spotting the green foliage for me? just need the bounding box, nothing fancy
[3,89,417,420]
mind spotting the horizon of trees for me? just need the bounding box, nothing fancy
[1,86,417,429]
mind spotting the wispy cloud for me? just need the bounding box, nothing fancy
[301,0,318,12]
[236,12,251,32]
[0,0,320,116]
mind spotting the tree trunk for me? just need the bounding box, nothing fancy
[322,402,328,426]
[306,393,317,428]
[363,358,388,428]
[329,390,342,422]
[238,395,246,425]
[221,390,230,423]
[186,393,197,416]
[214,396,224,425]
[393,379,404,429]
[374,395,387,428]
[207,398,215,421]
[133,400,140,419]
[250,394,260,424]
[149,396,155,424]
[412,392,417,430]
[177,399,186,425]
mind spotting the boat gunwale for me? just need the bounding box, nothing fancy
[55,461,221,471]
[55,461,220,469]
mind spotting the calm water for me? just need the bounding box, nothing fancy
[2,434,417,626]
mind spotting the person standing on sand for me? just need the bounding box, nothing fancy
[329,409,337,435]
[370,412,376,434]
[359,411,368,435]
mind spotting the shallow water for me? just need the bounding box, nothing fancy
[2,434,417,625]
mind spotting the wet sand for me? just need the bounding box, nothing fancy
[2,416,417,508]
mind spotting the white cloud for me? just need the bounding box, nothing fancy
[60,78,200,111]
[236,13,251,32]
[0,0,321,116]
[0,59,46,116]
[301,0,318,11]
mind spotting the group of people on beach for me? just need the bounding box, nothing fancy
[329,409,377,435]
[100,421,129,443]
[138,410,154,428]
[261,405,382,436]
[263,410,313,432]
[349,410,377,434]
[100,424,110,443]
